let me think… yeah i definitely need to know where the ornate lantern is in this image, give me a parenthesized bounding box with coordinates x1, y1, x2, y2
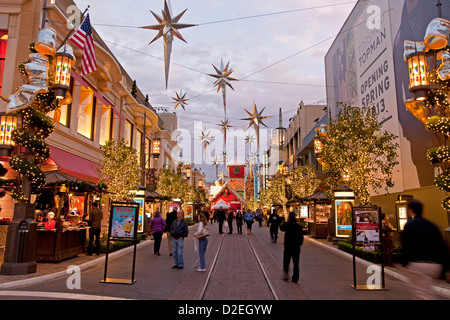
(53, 44, 75, 100)
(151, 138, 161, 159)
(0, 113, 17, 156)
(404, 41, 430, 101)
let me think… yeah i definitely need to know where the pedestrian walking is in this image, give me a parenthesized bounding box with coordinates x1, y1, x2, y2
(227, 210, 234, 234)
(256, 210, 263, 227)
(194, 213, 210, 272)
(381, 213, 396, 267)
(244, 211, 254, 235)
(280, 211, 304, 283)
(236, 210, 243, 234)
(87, 202, 103, 256)
(149, 210, 166, 256)
(217, 209, 226, 234)
(170, 210, 189, 269)
(267, 211, 281, 243)
(165, 209, 177, 256)
(401, 200, 449, 300)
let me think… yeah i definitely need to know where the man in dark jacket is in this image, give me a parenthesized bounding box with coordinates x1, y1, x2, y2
(87, 202, 103, 255)
(267, 211, 282, 243)
(216, 209, 226, 234)
(166, 209, 177, 256)
(280, 212, 304, 283)
(401, 200, 449, 299)
(170, 210, 189, 269)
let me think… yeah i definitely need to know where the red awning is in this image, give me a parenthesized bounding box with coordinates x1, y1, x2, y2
(42, 146, 101, 183)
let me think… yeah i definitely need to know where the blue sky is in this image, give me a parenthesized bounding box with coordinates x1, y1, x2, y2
(73, 0, 356, 181)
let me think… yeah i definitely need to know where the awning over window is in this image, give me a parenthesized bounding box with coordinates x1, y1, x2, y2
(41, 146, 101, 183)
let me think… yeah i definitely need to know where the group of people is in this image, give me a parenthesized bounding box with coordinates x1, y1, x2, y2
(121, 198, 449, 299)
(214, 209, 264, 235)
(148, 208, 210, 272)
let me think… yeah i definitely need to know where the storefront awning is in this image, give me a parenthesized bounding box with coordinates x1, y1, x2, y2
(41, 146, 101, 183)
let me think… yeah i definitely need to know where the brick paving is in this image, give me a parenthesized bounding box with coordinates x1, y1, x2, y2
(0, 220, 448, 300)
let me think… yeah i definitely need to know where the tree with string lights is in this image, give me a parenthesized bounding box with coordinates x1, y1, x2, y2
(98, 139, 140, 202)
(318, 103, 399, 205)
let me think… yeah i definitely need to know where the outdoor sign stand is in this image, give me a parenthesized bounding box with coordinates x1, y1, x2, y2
(101, 201, 140, 285)
(350, 205, 389, 291)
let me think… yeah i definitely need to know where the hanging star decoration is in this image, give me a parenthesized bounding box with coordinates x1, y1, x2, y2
(172, 89, 189, 111)
(142, 0, 195, 89)
(212, 155, 222, 178)
(198, 130, 213, 159)
(219, 169, 227, 184)
(241, 101, 271, 153)
(209, 58, 237, 118)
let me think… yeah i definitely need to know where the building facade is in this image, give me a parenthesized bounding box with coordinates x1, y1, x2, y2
(0, 0, 178, 221)
(324, 0, 450, 232)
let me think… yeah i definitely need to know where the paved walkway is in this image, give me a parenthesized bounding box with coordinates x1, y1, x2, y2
(0, 221, 448, 300)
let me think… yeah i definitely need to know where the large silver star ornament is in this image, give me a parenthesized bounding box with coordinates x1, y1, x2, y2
(241, 101, 271, 154)
(142, 0, 195, 89)
(209, 58, 237, 118)
(199, 130, 213, 160)
(172, 89, 189, 111)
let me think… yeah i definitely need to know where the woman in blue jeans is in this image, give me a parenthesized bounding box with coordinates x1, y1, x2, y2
(194, 213, 209, 272)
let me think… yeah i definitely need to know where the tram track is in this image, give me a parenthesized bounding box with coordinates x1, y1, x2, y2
(198, 232, 279, 300)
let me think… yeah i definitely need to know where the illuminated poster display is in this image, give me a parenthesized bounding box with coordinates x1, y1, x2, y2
(335, 200, 353, 237)
(354, 208, 380, 246)
(110, 204, 139, 239)
(134, 198, 144, 233)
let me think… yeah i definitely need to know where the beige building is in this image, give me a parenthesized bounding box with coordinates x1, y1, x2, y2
(284, 102, 327, 171)
(0, 0, 179, 219)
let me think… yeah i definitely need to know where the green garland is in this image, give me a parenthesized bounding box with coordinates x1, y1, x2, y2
(426, 116, 450, 136)
(426, 146, 450, 164)
(45, 180, 108, 193)
(434, 173, 450, 193)
(11, 129, 50, 164)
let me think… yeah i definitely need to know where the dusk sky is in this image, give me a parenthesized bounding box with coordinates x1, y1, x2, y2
(73, 0, 356, 181)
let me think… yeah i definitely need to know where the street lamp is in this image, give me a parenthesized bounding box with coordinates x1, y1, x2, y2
(152, 138, 161, 159)
(53, 44, 75, 100)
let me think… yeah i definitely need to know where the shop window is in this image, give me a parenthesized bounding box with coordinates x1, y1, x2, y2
(77, 86, 96, 140)
(125, 120, 133, 147)
(47, 77, 73, 127)
(0, 30, 8, 95)
(99, 103, 113, 145)
(136, 129, 143, 165)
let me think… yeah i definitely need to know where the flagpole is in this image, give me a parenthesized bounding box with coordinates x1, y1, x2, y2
(56, 6, 90, 51)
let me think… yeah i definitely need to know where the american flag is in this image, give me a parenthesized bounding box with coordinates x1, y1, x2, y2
(70, 13, 97, 75)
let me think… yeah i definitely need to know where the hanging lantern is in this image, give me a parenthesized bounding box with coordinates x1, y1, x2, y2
(0, 113, 18, 157)
(152, 138, 161, 159)
(404, 41, 430, 101)
(53, 44, 75, 100)
(185, 167, 191, 178)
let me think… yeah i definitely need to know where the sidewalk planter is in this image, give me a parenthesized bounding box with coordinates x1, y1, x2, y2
(337, 241, 401, 264)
